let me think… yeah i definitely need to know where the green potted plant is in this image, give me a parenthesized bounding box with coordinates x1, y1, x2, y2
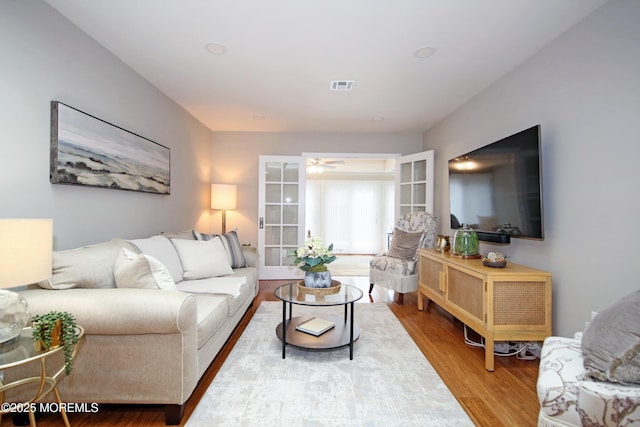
(31, 311, 80, 375)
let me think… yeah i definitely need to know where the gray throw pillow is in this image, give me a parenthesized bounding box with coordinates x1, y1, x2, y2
(581, 289, 640, 384)
(386, 228, 423, 260)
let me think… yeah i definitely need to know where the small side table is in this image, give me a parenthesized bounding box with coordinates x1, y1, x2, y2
(0, 326, 84, 427)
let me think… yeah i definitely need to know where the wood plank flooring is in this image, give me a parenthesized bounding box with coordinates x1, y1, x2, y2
(3, 278, 541, 426)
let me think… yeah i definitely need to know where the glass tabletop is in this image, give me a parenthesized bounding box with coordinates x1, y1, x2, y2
(274, 282, 363, 306)
(0, 326, 85, 369)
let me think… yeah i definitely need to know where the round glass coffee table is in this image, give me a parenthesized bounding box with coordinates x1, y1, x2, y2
(274, 282, 363, 360)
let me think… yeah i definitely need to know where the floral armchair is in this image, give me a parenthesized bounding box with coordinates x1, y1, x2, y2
(537, 289, 640, 426)
(368, 211, 437, 304)
(537, 335, 640, 426)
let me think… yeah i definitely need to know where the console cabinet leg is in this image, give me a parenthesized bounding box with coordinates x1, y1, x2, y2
(485, 337, 495, 372)
(417, 292, 431, 311)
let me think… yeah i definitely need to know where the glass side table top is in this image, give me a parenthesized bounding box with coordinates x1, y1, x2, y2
(274, 282, 363, 306)
(0, 326, 85, 369)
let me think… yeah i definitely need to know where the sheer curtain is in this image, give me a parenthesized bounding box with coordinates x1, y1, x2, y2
(305, 179, 393, 254)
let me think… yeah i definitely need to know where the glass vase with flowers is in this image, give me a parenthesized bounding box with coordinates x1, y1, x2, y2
(294, 236, 336, 288)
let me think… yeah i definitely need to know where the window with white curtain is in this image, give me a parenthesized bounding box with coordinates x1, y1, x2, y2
(305, 179, 394, 254)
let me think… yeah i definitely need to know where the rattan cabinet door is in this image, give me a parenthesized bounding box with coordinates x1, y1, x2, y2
(418, 255, 445, 303)
(445, 266, 485, 330)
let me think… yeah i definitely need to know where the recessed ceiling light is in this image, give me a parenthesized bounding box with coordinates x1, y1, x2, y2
(372, 116, 384, 122)
(252, 114, 266, 120)
(205, 42, 227, 55)
(414, 46, 437, 59)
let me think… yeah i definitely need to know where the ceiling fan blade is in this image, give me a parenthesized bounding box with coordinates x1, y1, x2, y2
(324, 160, 345, 165)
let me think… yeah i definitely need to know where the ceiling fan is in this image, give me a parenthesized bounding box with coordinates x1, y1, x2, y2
(306, 158, 345, 174)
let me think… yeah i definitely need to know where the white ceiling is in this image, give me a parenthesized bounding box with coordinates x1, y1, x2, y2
(44, 0, 607, 133)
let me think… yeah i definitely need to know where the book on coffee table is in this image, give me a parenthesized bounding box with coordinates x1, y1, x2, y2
(296, 317, 335, 336)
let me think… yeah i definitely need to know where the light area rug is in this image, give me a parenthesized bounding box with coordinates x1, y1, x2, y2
(186, 301, 473, 427)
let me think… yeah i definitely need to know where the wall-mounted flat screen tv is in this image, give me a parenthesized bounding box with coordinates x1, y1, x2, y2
(449, 125, 543, 242)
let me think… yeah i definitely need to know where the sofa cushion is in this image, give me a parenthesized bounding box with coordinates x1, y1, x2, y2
(370, 254, 417, 276)
(128, 235, 184, 284)
(114, 248, 178, 291)
(386, 228, 423, 260)
(582, 290, 640, 384)
(177, 276, 247, 299)
(194, 230, 247, 268)
(171, 238, 233, 280)
(577, 376, 640, 426)
(177, 275, 252, 316)
(229, 267, 258, 291)
(39, 239, 137, 289)
(221, 278, 254, 316)
(192, 295, 229, 349)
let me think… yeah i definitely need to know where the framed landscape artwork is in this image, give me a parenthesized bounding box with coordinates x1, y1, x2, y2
(50, 101, 170, 195)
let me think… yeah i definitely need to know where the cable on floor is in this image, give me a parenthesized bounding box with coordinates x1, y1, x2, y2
(463, 324, 538, 360)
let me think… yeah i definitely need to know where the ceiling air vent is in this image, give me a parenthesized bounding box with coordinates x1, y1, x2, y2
(330, 80, 355, 91)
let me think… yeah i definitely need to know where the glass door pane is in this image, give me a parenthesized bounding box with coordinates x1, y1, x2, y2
(395, 151, 434, 220)
(258, 155, 305, 279)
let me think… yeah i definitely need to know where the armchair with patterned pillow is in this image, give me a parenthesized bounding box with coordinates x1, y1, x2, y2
(369, 211, 437, 303)
(537, 289, 640, 426)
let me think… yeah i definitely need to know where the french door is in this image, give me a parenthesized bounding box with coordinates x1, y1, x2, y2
(257, 150, 434, 280)
(395, 150, 435, 217)
(257, 156, 306, 280)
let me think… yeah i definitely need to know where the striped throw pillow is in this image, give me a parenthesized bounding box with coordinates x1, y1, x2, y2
(194, 230, 247, 269)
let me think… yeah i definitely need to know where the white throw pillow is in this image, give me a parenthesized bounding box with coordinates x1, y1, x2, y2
(171, 238, 234, 280)
(127, 235, 184, 284)
(194, 230, 247, 268)
(114, 248, 178, 291)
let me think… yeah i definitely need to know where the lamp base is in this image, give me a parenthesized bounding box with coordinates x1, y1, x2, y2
(0, 290, 30, 344)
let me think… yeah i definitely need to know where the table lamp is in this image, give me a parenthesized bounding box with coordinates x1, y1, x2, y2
(0, 219, 53, 343)
(211, 184, 236, 234)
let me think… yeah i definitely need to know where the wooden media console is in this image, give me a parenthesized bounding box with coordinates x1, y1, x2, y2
(417, 249, 552, 371)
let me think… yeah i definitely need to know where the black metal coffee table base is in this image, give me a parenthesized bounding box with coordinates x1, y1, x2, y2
(276, 315, 360, 357)
(273, 283, 363, 360)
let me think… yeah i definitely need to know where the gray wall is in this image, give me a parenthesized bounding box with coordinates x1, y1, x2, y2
(0, 1, 214, 249)
(4, 0, 635, 337)
(210, 131, 423, 246)
(424, 0, 640, 337)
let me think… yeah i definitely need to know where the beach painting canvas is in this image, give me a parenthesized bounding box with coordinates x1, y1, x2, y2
(50, 101, 170, 194)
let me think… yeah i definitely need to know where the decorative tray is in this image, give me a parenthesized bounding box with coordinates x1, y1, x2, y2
(482, 259, 507, 268)
(297, 280, 342, 296)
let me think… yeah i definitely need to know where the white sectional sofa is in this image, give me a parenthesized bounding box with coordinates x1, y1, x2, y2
(11, 229, 258, 425)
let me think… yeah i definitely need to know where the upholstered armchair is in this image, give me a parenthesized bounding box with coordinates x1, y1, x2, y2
(369, 211, 437, 303)
(537, 289, 640, 427)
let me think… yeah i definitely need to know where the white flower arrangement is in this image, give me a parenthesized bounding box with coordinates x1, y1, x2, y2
(294, 236, 336, 272)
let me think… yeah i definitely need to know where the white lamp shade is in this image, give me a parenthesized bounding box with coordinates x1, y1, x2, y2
(0, 219, 53, 288)
(211, 184, 237, 210)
